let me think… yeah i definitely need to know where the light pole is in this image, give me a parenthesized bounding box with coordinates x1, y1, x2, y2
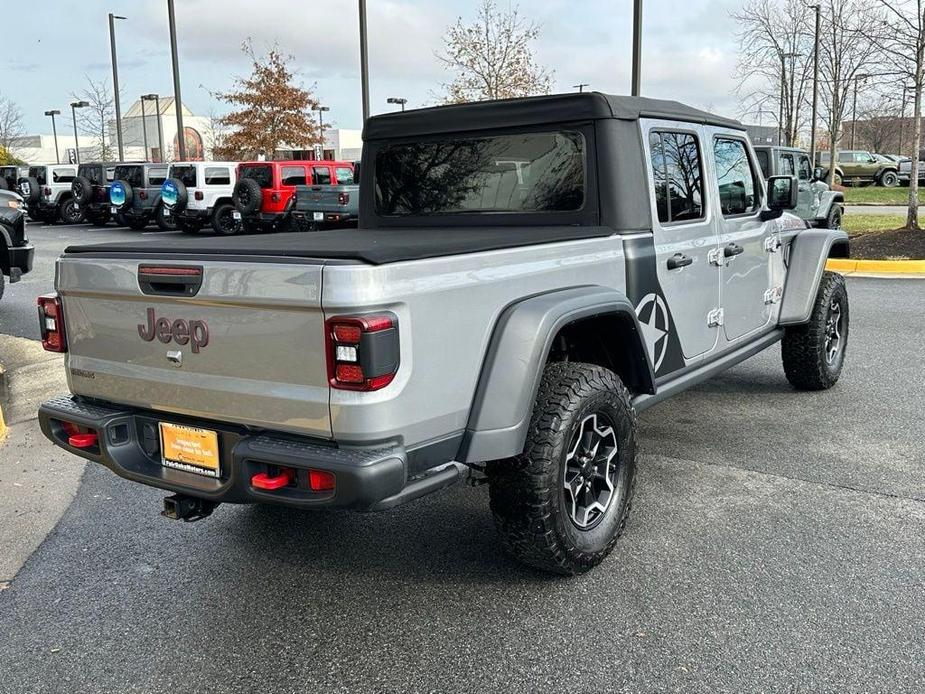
(312, 105, 330, 159)
(167, 0, 186, 160)
(69, 101, 89, 165)
(140, 96, 150, 161)
(142, 94, 164, 162)
(573, 83, 590, 93)
(44, 110, 61, 164)
(631, 0, 642, 96)
(386, 97, 407, 112)
(109, 14, 127, 161)
(359, 0, 370, 123)
(809, 4, 820, 166)
(851, 73, 868, 149)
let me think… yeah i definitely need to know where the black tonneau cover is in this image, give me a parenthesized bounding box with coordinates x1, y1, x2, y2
(64, 227, 617, 265)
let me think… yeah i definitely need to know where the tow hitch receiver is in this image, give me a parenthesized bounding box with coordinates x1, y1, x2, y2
(161, 494, 219, 522)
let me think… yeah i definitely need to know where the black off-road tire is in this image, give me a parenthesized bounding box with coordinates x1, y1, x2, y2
(782, 271, 849, 391)
(86, 209, 111, 227)
(126, 216, 149, 231)
(211, 202, 238, 235)
(486, 362, 637, 575)
(154, 204, 176, 231)
(21, 177, 41, 205)
(59, 197, 83, 225)
(879, 170, 899, 188)
(823, 204, 842, 229)
(233, 178, 263, 215)
(72, 176, 93, 205)
(177, 217, 202, 235)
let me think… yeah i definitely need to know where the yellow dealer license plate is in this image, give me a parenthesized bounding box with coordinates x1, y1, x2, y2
(159, 423, 220, 477)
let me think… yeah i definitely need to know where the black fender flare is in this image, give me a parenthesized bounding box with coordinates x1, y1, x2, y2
(458, 286, 655, 463)
(779, 229, 850, 325)
(0, 222, 12, 274)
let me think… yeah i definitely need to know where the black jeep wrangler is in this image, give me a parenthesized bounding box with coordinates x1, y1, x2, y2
(71, 162, 120, 226)
(0, 189, 34, 301)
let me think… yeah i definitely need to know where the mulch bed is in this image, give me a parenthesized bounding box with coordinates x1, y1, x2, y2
(849, 228, 925, 260)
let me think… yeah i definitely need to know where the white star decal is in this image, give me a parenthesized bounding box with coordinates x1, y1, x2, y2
(635, 293, 670, 372)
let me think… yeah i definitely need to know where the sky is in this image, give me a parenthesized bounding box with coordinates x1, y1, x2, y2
(4, 0, 752, 136)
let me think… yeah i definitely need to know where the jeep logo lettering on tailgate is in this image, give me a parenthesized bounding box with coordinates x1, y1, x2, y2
(138, 308, 209, 353)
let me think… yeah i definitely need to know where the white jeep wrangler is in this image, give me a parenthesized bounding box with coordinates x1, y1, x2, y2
(161, 162, 239, 235)
(19, 164, 83, 225)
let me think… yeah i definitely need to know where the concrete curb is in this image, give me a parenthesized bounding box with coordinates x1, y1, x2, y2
(843, 203, 922, 208)
(827, 258, 925, 275)
(0, 365, 7, 440)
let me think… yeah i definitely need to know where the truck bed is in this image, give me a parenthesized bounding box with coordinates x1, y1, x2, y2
(64, 226, 617, 265)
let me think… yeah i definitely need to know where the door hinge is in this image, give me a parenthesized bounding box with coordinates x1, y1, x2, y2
(707, 308, 725, 327)
(764, 286, 783, 304)
(764, 235, 782, 253)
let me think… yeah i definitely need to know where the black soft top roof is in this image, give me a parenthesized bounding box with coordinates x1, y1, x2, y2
(364, 92, 743, 139)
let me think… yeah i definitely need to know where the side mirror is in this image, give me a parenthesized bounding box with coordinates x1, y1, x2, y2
(813, 167, 825, 182)
(760, 175, 798, 221)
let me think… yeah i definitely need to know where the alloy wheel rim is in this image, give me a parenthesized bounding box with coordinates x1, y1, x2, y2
(218, 210, 235, 233)
(562, 413, 620, 530)
(824, 299, 843, 365)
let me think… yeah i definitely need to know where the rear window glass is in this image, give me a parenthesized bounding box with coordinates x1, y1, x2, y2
(281, 166, 307, 186)
(375, 131, 585, 217)
(648, 131, 705, 224)
(171, 165, 197, 188)
(335, 167, 355, 185)
(148, 167, 168, 186)
(78, 165, 104, 185)
(29, 166, 47, 185)
(204, 167, 231, 186)
(241, 165, 273, 188)
(312, 166, 332, 185)
(52, 168, 76, 183)
(115, 166, 144, 188)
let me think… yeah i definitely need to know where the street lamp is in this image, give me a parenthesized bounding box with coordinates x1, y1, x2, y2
(69, 101, 89, 165)
(140, 95, 150, 162)
(573, 83, 590, 93)
(167, 0, 186, 160)
(44, 109, 61, 164)
(109, 13, 127, 161)
(359, 0, 370, 123)
(142, 94, 164, 162)
(851, 73, 869, 149)
(312, 105, 330, 160)
(387, 97, 407, 112)
(808, 3, 821, 166)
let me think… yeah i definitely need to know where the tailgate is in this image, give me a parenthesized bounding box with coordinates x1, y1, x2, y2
(57, 256, 331, 438)
(295, 185, 347, 212)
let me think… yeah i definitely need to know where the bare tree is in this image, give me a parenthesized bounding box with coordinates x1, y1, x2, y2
(70, 75, 116, 161)
(0, 94, 25, 160)
(204, 106, 229, 159)
(437, 0, 553, 104)
(864, 0, 925, 228)
(818, 0, 882, 187)
(733, 0, 815, 146)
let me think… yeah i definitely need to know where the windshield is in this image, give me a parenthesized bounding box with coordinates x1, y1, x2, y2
(171, 165, 197, 188)
(241, 165, 273, 188)
(374, 131, 585, 217)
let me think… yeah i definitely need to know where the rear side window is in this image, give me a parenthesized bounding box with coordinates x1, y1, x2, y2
(52, 168, 76, 183)
(648, 131, 705, 224)
(312, 166, 332, 185)
(335, 166, 354, 185)
(281, 166, 307, 186)
(29, 166, 47, 185)
(241, 165, 273, 188)
(115, 166, 144, 188)
(204, 167, 231, 186)
(713, 138, 760, 216)
(148, 167, 168, 186)
(375, 131, 585, 217)
(171, 165, 197, 188)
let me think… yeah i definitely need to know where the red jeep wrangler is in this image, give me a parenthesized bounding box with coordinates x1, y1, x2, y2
(232, 160, 355, 232)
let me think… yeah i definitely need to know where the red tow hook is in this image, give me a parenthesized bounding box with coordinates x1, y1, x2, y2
(68, 432, 99, 449)
(251, 468, 295, 491)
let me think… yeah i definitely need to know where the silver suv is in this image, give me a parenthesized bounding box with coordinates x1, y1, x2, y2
(38, 93, 850, 574)
(18, 164, 82, 224)
(755, 146, 844, 228)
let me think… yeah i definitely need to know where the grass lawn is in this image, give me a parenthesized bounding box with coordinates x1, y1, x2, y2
(840, 186, 925, 205)
(841, 214, 907, 234)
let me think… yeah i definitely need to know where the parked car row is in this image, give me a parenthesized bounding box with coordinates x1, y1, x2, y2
(815, 149, 904, 187)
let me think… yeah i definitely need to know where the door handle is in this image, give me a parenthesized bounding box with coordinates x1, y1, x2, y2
(667, 253, 694, 270)
(724, 243, 745, 258)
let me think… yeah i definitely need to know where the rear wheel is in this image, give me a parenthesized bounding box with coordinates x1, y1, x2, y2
(126, 216, 149, 231)
(487, 362, 636, 575)
(782, 271, 849, 391)
(155, 204, 176, 231)
(86, 209, 111, 227)
(177, 218, 202, 234)
(211, 203, 238, 235)
(60, 198, 83, 225)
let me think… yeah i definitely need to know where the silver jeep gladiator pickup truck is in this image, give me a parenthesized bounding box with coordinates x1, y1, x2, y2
(38, 94, 850, 574)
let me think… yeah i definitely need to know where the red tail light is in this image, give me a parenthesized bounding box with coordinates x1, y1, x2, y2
(44, 186, 52, 196)
(309, 469, 336, 492)
(37, 294, 67, 352)
(338, 192, 350, 206)
(139, 190, 148, 200)
(326, 313, 399, 391)
(194, 191, 204, 200)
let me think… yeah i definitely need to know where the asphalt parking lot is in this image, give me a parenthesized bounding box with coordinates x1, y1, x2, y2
(1, 223, 924, 693)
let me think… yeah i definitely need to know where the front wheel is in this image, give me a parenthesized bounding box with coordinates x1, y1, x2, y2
(822, 204, 842, 229)
(782, 271, 849, 390)
(880, 170, 899, 188)
(487, 362, 636, 575)
(211, 203, 238, 235)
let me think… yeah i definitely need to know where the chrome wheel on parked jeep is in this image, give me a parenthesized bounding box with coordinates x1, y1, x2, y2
(487, 362, 636, 575)
(782, 271, 849, 390)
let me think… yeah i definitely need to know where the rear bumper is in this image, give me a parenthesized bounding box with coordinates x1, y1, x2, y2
(292, 210, 357, 225)
(176, 208, 210, 221)
(39, 395, 415, 510)
(6, 243, 34, 278)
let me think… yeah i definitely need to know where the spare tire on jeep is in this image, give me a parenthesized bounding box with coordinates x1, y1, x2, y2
(72, 176, 94, 205)
(233, 178, 263, 215)
(20, 177, 41, 205)
(110, 180, 133, 209)
(161, 178, 188, 213)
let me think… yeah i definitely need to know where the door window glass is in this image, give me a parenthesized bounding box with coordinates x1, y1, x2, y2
(713, 138, 760, 216)
(779, 153, 795, 176)
(281, 166, 306, 186)
(52, 168, 76, 183)
(755, 150, 770, 178)
(204, 167, 231, 185)
(798, 156, 812, 181)
(313, 166, 332, 185)
(648, 131, 705, 224)
(335, 167, 354, 185)
(838, 152, 853, 163)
